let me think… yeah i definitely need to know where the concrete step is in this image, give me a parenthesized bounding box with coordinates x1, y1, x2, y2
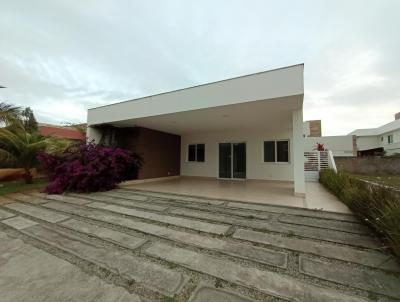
(4, 202, 69, 223)
(116, 189, 225, 205)
(233, 228, 399, 273)
(145, 242, 367, 302)
(299, 256, 400, 299)
(60, 218, 147, 250)
(19, 223, 189, 297)
(168, 207, 377, 249)
(87, 201, 230, 235)
(68, 192, 170, 212)
(277, 214, 369, 234)
(42, 201, 287, 268)
(188, 282, 257, 302)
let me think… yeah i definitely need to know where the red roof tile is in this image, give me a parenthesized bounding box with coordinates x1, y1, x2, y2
(39, 125, 85, 140)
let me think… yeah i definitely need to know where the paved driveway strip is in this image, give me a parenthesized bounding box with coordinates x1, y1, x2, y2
(4, 202, 69, 223)
(145, 242, 367, 302)
(20, 224, 189, 297)
(0, 232, 144, 302)
(41, 201, 287, 268)
(0, 188, 398, 302)
(169, 207, 377, 248)
(86, 201, 230, 235)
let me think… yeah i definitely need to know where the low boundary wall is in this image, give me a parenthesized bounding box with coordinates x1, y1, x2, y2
(334, 156, 400, 174)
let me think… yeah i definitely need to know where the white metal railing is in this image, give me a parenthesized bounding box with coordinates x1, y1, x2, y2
(304, 151, 335, 180)
(327, 150, 337, 173)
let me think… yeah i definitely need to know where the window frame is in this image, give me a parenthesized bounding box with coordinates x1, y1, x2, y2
(187, 143, 205, 162)
(263, 139, 290, 163)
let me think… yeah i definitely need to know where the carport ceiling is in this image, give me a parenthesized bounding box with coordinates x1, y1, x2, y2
(110, 95, 301, 135)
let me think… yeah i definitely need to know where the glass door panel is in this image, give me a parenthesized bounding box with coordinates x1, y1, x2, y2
(218, 143, 232, 178)
(233, 143, 246, 179)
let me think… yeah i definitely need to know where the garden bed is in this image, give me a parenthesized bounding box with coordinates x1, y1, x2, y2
(319, 169, 400, 260)
(0, 177, 48, 196)
(351, 174, 400, 191)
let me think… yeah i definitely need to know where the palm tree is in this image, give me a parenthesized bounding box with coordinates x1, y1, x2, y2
(0, 102, 21, 126)
(0, 124, 48, 183)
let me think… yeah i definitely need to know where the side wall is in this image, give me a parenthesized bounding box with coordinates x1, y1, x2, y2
(180, 129, 294, 181)
(356, 136, 380, 151)
(379, 129, 400, 155)
(86, 126, 102, 144)
(115, 127, 181, 180)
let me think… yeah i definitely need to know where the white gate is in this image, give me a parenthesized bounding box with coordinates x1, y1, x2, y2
(304, 151, 330, 181)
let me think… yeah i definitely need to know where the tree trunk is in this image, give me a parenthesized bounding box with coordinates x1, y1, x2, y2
(23, 169, 33, 184)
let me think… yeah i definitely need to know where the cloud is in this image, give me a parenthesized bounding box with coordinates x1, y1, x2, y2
(0, 0, 399, 135)
(304, 46, 399, 135)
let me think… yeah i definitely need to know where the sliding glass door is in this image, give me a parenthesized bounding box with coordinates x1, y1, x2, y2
(219, 143, 232, 178)
(219, 143, 246, 179)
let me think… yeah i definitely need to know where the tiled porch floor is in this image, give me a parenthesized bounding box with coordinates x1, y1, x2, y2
(122, 177, 351, 214)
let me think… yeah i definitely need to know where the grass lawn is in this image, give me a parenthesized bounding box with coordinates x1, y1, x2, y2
(352, 174, 400, 190)
(0, 178, 48, 196)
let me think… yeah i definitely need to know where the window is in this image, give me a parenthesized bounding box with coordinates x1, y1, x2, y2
(388, 135, 393, 144)
(188, 145, 196, 161)
(264, 140, 289, 163)
(196, 144, 205, 162)
(188, 144, 205, 162)
(263, 141, 275, 162)
(277, 141, 289, 162)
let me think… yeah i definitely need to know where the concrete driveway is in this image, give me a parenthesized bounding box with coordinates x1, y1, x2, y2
(0, 189, 399, 302)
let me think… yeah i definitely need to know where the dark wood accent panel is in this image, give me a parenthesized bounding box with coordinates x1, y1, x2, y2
(115, 127, 181, 179)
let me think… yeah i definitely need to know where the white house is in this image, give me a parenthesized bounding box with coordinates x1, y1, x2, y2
(349, 113, 400, 156)
(87, 64, 306, 196)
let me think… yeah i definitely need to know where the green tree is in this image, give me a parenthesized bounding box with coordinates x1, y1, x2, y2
(0, 102, 21, 126)
(0, 124, 48, 183)
(21, 107, 38, 133)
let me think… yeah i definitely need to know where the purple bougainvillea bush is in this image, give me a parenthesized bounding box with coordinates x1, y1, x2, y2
(37, 143, 142, 194)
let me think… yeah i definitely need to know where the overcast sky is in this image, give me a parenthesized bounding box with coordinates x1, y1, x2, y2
(0, 0, 399, 135)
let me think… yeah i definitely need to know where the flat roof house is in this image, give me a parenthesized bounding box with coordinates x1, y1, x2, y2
(87, 64, 305, 196)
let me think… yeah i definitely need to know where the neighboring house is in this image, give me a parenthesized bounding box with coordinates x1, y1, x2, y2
(303, 120, 356, 157)
(303, 113, 400, 157)
(87, 64, 306, 196)
(349, 113, 400, 156)
(304, 135, 356, 157)
(39, 123, 86, 141)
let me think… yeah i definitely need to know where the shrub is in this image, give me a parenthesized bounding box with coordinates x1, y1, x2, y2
(320, 169, 400, 259)
(37, 143, 141, 194)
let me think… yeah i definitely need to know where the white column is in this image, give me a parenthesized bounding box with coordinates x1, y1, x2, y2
(292, 109, 305, 196)
(86, 126, 102, 144)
